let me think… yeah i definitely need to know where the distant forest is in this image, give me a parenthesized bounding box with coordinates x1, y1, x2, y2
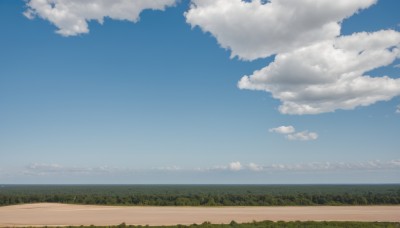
(1, 185, 399, 206)
(17, 221, 400, 228)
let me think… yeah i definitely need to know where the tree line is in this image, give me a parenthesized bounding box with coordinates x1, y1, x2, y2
(18, 221, 400, 228)
(1, 191, 399, 206)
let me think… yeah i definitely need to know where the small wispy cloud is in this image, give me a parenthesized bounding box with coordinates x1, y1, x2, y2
(242, 160, 400, 172)
(269, 125, 295, 134)
(24, 163, 124, 176)
(18, 159, 400, 177)
(228, 161, 243, 171)
(286, 131, 318, 141)
(248, 163, 263, 171)
(270, 125, 318, 141)
(201, 162, 243, 172)
(154, 165, 182, 171)
(396, 105, 400, 114)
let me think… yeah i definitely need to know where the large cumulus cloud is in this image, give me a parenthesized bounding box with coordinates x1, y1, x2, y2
(185, 0, 376, 60)
(239, 30, 400, 114)
(186, 0, 400, 114)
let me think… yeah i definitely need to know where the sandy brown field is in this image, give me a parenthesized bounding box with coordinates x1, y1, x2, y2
(0, 203, 399, 227)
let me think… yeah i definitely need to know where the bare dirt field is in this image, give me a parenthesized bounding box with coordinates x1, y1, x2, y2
(0, 203, 399, 227)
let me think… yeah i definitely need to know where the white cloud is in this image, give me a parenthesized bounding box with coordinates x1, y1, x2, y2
(228, 159, 400, 172)
(25, 163, 121, 176)
(7, 160, 400, 179)
(28, 163, 63, 171)
(263, 159, 400, 172)
(286, 131, 318, 141)
(396, 105, 400, 114)
(24, 0, 177, 36)
(269, 125, 295, 134)
(209, 160, 400, 172)
(239, 30, 400, 114)
(394, 64, 400, 68)
(155, 165, 182, 171)
(270, 125, 318, 141)
(185, 0, 376, 60)
(186, 0, 400, 114)
(228, 161, 242, 171)
(248, 163, 263, 171)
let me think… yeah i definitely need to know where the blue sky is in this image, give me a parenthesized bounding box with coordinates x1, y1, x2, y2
(0, 0, 399, 184)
